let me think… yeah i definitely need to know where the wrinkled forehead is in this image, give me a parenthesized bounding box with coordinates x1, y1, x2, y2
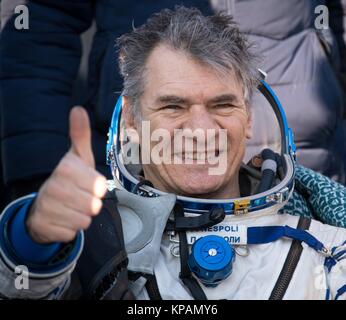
(140, 44, 245, 104)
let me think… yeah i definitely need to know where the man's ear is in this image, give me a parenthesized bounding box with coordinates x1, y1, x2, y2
(122, 96, 137, 130)
(246, 108, 253, 139)
(122, 96, 140, 144)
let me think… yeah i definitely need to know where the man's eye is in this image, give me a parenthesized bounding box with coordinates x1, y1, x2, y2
(161, 105, 183, 110)
(214, 103, 234, 109)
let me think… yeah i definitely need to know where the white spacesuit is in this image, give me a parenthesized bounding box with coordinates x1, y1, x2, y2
(0, 80, 345, 300)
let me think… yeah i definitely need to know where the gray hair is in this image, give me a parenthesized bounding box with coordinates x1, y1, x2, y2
(117, 6, 259, 118)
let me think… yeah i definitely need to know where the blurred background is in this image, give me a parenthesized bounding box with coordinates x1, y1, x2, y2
(0, 0, 345, 212)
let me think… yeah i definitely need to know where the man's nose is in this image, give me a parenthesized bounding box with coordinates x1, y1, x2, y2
(183, 105, 219, 131)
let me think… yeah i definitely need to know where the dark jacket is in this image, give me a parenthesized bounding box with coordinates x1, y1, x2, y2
(0, 0, 212, 198)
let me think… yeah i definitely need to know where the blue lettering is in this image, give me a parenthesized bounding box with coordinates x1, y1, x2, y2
(224, 236, 240, 243)
(231, 236, 240, 243)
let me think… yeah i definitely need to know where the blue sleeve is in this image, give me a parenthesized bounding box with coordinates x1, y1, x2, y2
(8, 196, 62, 264)
(0, 194, 83, 274)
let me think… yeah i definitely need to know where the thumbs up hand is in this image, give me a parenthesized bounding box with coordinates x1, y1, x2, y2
(26, 107, 107, 244)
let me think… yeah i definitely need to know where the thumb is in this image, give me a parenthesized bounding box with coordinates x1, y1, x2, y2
(69, 106, 95, 168)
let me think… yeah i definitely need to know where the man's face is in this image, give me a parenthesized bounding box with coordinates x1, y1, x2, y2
(124, 45, 252, 198)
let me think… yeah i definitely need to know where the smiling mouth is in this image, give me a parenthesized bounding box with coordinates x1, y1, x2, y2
(174, 150, 221, 161)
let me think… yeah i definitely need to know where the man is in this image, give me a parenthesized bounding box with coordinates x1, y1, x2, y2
(0, 7, 345, 300)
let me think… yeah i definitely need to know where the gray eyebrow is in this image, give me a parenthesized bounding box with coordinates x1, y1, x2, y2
(156, 95, 189, 104)
(156, 93, 241, 105)
(208, 94, 240, 104)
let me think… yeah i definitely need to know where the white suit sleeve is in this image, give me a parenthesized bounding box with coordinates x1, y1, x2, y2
(0, 195, 83, 299)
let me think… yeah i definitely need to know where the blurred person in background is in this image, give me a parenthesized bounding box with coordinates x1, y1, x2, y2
(210, 0, 346, 184)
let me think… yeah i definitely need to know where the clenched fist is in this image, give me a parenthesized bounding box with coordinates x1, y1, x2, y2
(26, 107, 107, 244)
